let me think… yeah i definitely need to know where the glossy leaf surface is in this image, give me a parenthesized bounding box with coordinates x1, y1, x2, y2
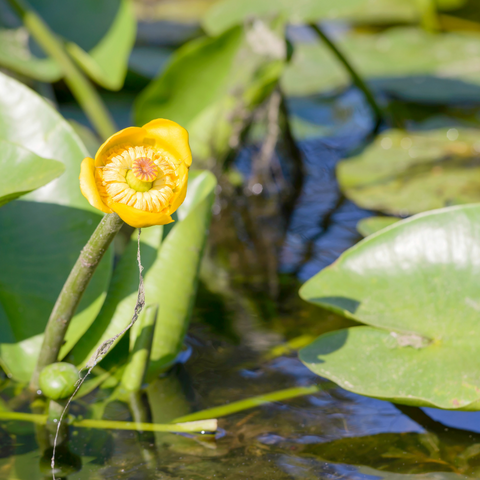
(0, 72, 111, 381)
(338, 128, 480, 215)
(0, 140, 64, 207)
(300, 205, 480, 410)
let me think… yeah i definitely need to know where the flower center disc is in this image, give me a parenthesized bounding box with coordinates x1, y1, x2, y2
(132, 157, 159, 182)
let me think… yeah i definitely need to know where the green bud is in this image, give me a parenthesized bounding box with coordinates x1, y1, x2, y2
(38, 362, 79, 400)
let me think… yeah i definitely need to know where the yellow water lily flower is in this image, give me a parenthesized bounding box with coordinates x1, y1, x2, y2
(80, 119, 191, 228)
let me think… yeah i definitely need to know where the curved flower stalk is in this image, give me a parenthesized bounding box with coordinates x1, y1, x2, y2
(31, 119, 192, 390)
(80, 119, 192, 228)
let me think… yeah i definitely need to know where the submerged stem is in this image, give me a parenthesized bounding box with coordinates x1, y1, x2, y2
(6, 0, 117, 140)
(0, 410, 217, 433)
(31, 213, 124, 391)
(309, 23, 383, 130)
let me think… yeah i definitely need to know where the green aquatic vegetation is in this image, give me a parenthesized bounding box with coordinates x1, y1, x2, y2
(0, 140, 64, 207)
(0, 72, 112, 382)
(356, 216, 401, 237)
(1, 0, 136, 90)
(338, 128, 480, 216)
(202, 0, 434, 36)
(135, 22, 286, 167)
(282, 27, 480, 104)
(300, 204, 480, 410)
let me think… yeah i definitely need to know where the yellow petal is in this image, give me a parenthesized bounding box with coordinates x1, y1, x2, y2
(110, 201, 173, 228)
(79, 157, 112, 214)
(142, 119, 192, 167)
(169, 176, 188, 214)
(95, 126, 147, 166)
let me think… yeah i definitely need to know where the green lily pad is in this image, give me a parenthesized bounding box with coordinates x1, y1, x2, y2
(356, 216, 401, 237)
(134, 23, 285, 166)
(282, 27, 480, 103)
(203, 0, 423, 36)
(338, 128, 480, 216)
(0, 72, 111, 382)
(299, 204, 480, 410)
(0, 139, 64, 207)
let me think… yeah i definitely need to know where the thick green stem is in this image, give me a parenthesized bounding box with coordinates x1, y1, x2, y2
(309, 24, 383, 129)
(6, 0, 117, 140)
(31, 213, 124, 391)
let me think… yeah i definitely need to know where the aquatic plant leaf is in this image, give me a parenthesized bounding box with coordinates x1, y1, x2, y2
(308, 431, 479, 477)
(356, 216, 401, 237)
(300, 204, 480, 410)
(338, 128, 480, 215)
(134, 23, 285, 167)
(282, 27, 480, 103)
(203, 0, 422, 36)
(68, 171, 216, 377)
(0, 0, 135, 90)
(0, 140, 64, 207)
(0, 27, 61, 82)
(66, 0, 136, 91)
(0, 72, 111, 381)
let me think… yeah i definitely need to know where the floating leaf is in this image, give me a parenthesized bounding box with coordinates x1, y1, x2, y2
(135, 23, 285, 166)
(203, 0, 422, 36)
(300, 204, 480, 410)
(356, 216, 401, 237)
(338, 128, 480, 216)
(282, 27, 480, 103)
(0, 72, 111, 381)
(68, 171, 216, 377)
(0, 140, 64, 207)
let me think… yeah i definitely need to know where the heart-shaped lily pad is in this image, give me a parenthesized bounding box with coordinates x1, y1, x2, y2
(299, 204, 480, 410)
(338, 128, 480, 216)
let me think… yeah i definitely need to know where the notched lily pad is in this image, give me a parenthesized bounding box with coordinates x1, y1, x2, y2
(299, 205, 480, 410)
(338, 128, 480, 215)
